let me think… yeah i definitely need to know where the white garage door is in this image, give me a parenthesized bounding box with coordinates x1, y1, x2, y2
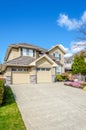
(37, 68, 52, 83)
(12, 72, 29, 84)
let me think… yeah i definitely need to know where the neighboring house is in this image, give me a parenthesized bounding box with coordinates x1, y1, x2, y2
(65, 50, 86, 72)
(1, 43, 66, 84)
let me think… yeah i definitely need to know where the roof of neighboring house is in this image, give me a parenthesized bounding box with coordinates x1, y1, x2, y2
(75, 50, 86, 56)
(4, 56, 35, 66)
(4, 43, 47, 61)
(48, 44, 66, 54)
(65, 50, 86, 63)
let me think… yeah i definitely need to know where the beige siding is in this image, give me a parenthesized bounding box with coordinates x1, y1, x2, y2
(0, 74, 4, 78)
(49, 46, 65, 73)
(35, 51, 39, 59)
(36, 57, 52, 68)
(36, 57, 52, 83)
(7, 48, 20, 61)
(49, 46, 64, 64)
(4, 67, 12, 77)
(12, 72, 30, 84)
(51, 67, 56, 75)
(29, 67, 36, 75)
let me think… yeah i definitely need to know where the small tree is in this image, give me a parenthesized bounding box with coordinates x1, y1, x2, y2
(72, 53, 86, 75)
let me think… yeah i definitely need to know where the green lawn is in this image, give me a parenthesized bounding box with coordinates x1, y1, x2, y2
(0, 87, 26, 130)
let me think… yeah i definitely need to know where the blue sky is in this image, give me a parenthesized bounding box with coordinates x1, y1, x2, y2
(0, 0, 86, 62)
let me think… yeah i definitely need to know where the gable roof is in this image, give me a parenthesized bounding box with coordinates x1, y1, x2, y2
(29, 54, 61, 67)
(47, 54, 63, 66)
(48, 44, 66, 54)
(4, 43, 47, 61)
(4, 56, 35, 66)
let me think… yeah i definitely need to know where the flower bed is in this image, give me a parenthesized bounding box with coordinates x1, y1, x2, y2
(64, 81, 86, 89)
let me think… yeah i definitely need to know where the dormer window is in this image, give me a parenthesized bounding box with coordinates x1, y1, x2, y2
(21, 48, 35, 57)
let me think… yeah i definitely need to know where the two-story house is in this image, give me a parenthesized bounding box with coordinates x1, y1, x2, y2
(1, 43, 66, 85)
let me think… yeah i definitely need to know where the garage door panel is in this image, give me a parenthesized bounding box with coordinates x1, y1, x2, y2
(12, 73, 29, 84)
(37, 69, 52, 83)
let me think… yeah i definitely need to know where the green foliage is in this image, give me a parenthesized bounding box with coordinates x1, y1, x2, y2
(0, 80, 5, 105)
(62, 73, 69, 81)
(56, 75, 63, 81)
(72, 53, 86, 75)
(0, 87, 26, 130)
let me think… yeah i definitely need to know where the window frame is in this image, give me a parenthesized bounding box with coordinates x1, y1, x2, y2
(21, 48, 34, 57)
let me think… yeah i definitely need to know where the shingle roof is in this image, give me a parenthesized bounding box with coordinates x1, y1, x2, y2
(48, 44, 66, 54)
(4, 43, 47, 61)
(47, 54, 63, 66)
(11, 43, 47, 52)
(5, 56, 35, 66)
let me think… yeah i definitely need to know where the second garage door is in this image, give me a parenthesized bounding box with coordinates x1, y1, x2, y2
(12, 72, 30, 84)
(37, 68, 52, 83)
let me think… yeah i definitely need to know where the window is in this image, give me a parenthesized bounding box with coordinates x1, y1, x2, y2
(29, 49, 34, 57)
(56, 66, 61, 74)
(53, 52, 61, 61)
(22, 48, 27, 56)
(36, 68, 40, 71)
(46, 68, 51, 71)
(12, 68, 17, 71)
(41, 68, 46, 71)
(54, 52, 59, 58)
(24, 68, 28, 71)
(21, 48, 34, 57)
(36, 68, 51, 71)
(69, 60, 72, 64)
(18, 68, 22, 71)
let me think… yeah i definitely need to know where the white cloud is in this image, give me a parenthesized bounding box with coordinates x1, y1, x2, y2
(81, 11, 86, 22)
(71, 41, 86, 52)
(64, 53, 73, 58)
(59, 44, 68, 52)
(57, 11, 86, 30)
(64, 41, 86, 57)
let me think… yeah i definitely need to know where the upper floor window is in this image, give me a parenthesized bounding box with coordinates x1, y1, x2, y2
(21, 48, 35, 57)
(53, 52, 61, 61)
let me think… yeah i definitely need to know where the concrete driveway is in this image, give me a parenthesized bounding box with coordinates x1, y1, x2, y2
(11, 83, 86, 130)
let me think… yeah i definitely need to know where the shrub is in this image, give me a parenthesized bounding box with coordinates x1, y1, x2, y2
(62, 73, 76, 81)
(56, 75, 63, 81)
(0, 80, 5, 105)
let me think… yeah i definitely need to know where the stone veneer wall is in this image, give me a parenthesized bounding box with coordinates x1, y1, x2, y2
(6, 76, 12, 86)
(52, 75, 56, 82)
(30, 75, 37, 83)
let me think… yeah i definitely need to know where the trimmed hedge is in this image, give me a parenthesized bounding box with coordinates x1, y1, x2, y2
(0, 80, 5, 105)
